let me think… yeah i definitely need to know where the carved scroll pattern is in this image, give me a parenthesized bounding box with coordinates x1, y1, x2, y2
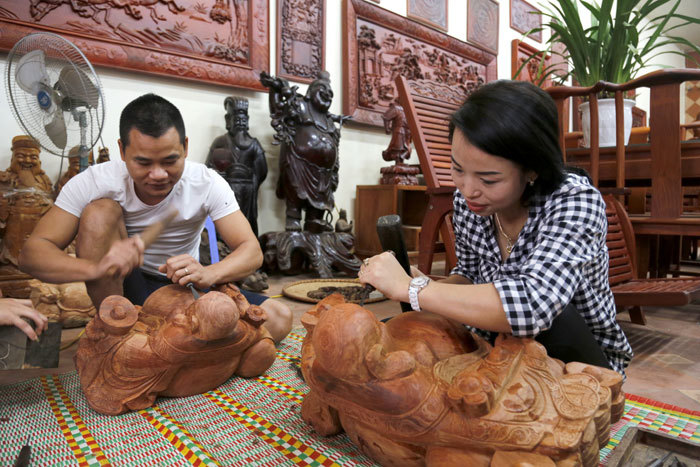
(0, 0, 269, 90)
(511, 39, 551, 88)
(407, 0, 447, 32)
(510, 0, 542, 42)
(467, 0, 499, 54)
(277, 0, 325, 84)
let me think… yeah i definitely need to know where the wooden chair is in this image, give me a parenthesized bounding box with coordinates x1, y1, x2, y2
(395, 75, 458, 275)
(546, 69, 700, 280)
(604, 193, 700, 325)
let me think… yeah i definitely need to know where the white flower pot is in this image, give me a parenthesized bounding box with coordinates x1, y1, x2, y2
(580, 98, 636, 148)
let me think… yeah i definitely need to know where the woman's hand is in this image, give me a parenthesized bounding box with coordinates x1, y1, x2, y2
(0, 298, 48, 341)
(158, 254, 216, 290)
(358, 252, 412, 302)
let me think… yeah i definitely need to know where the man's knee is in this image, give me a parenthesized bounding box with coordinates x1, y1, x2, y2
(76, 199, 126, 257)
(261, 299, 293, 344)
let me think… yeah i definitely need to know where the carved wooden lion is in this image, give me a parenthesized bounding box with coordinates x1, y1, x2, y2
(300, 295, 624, 467)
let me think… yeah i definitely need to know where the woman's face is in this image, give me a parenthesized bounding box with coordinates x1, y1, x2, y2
(450, 130, 535, 217)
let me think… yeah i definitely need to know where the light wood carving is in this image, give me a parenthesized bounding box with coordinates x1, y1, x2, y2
(29, 279, 96, 328)
(75, 283, 276, 415)
(300, 295, 623, 467)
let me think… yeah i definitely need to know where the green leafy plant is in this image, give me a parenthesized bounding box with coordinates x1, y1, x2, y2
(518, 0, 700, 88)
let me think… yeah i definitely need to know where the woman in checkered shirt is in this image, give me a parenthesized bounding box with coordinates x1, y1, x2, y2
(359, 80, 633, 376)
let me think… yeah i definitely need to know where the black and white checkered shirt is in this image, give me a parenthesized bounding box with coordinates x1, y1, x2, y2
(451, 173, 633, 375)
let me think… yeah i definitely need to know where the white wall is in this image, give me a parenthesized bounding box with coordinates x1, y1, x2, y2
(0, 0, 683, 233)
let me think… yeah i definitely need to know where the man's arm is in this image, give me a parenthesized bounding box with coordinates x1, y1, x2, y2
(159, 210, 262, 288)
(19, 205, 144, 284)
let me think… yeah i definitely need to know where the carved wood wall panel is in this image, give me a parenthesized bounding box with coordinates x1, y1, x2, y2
(510, 0, 541, 42)
(467, 0, 499, 55)
(511, 39, 551, 88)
(276, 0, 325, 84)
(406, 0, 447, 32)
(0, 0, 269, 91)
(343, 0, 497, 127)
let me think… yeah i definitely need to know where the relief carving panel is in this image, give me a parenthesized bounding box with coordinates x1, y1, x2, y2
(511, 39, 551, 88)
(510, 0, 542, 42)
(0, 0, 269, 90)
(467, 0, 499, 55)
(277, 0, 325, 84)
(407, 0, 447, 32)
(344, 0, 497, 127)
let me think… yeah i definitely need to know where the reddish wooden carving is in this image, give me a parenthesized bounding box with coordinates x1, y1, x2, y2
(380, 101, 418, 185)
(343, 0, 497, 127)
(511, 39, 552, 88)
(300, 295, 623, 466)
(75, 284, 276, 415)
(406, 0, 448, 32)
(467, 0, 499, 54)
(0, 1, 269, 90)
(510, 0, 542, 42)
(277, 0, 325, 84)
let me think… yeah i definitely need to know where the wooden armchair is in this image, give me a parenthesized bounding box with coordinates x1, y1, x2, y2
(605, 193, 700, 325)
(395, 76, 458, 275)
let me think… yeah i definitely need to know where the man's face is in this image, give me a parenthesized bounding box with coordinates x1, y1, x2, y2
(231, 109, 249, 132)
(119, 127, 187, 205)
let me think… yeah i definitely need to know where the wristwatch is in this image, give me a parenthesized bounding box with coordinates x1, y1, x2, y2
(408, 275, 431, 312)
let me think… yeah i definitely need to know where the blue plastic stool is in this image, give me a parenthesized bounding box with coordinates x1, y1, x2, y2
(204, 216, 219, 264)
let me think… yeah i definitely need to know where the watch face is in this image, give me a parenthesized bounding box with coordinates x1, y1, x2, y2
(411, 276, 429, 287)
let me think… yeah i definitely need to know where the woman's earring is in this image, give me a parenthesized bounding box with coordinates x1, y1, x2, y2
(528, 179, 535, 187)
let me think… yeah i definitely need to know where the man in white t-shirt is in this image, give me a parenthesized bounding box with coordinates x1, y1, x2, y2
(19, 94, 291, 342)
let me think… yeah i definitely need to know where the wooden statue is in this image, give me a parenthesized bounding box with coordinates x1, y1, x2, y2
(54, 146, 94, 197)
(75, 283, 277, 415)
(260, 70, 350, 233)
(206, 96, 268, 237)
(380, 101, 419, 185)
(300, 295, 623, 467)
(97, 147, 111, 163)
(29, 279, 96, 328)
(0, 136, 53, 194)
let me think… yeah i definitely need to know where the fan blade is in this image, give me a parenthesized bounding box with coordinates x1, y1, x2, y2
(15, 49, 50, 95)
(45, 107, 67, 150)
(56, 66, 99, 109)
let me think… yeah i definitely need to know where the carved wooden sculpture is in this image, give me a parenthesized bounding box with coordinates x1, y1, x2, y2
(97, 147, 111, 163)
(29, 279, 96, 328)
(260, 70, 350, 233)
(206, 96, 268, 237)
(300, 295, 623, 466)
(75, 283, 276, 415)
(0, 136, 53, 195)
(54, 146, 94, 197)
(380, 101, 418, 185)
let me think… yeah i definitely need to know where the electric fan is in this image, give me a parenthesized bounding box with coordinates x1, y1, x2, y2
(4, 32, 105, 172)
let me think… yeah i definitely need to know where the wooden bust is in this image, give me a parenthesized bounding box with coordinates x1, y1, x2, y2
(0, 136, 53, 194)
(75, 283, 277, 415)
(54, 146, 94, 197)
(260, 71, 350, 233)
(300, 295, 623, 466)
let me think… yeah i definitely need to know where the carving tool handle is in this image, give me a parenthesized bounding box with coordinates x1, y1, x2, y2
(106, 209, 179, 278)
(376, 215, 412, 312)
(13, 435, 30, 467)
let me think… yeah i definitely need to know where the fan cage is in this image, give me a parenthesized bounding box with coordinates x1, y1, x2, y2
(4, 31, 105, 158)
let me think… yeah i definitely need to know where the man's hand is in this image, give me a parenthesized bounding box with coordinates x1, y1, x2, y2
(0, 298, 48, 341)
(158, 254, 215, 289)
(92, 236, 145, 280)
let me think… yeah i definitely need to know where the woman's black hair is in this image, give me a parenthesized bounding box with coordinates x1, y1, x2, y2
(119, 93, 186, 148)
(449, 79, 568, 202)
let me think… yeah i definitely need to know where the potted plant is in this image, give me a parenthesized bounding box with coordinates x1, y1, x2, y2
(517, 0, 700, 147)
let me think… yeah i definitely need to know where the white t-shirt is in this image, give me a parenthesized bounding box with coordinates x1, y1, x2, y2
(56, 160, 239, 274)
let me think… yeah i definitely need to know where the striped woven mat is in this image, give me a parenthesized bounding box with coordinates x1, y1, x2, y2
(1, 328, 698, 466)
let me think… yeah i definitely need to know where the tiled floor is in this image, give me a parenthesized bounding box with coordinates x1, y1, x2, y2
(2, 270, 699, 412)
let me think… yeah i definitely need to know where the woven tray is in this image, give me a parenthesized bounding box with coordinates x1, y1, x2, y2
(282, 278, 387, 304)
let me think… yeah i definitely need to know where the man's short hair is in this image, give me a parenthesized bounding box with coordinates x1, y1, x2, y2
(119, 94, 186, 148)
